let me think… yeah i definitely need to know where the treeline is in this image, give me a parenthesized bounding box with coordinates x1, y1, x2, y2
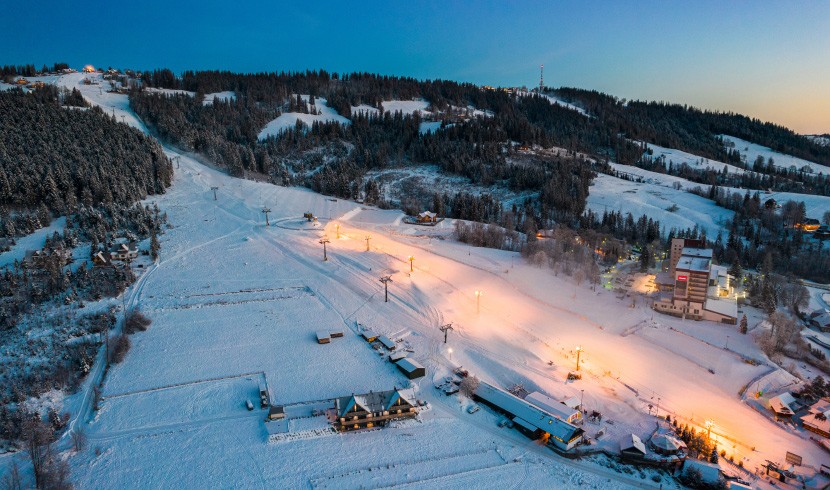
(701, 189, 830, 283)
(553, 87, 830, 166)
(0, 62, 69, 78)
(0, 88, 173, 226)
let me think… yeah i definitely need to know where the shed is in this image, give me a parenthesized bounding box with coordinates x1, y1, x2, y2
(378, 335, 396, 351)
(316, 331, 331, 344)
(396, 358, 425, 379)
(620, 433, 647, 458)
(362, 330, 378, 342)
(330, 328, 344, 338)
(389, 352, 408, 363)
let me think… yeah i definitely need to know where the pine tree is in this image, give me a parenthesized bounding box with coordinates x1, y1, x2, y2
(150, 229, 160, 261)
(739, 314, 748, 334)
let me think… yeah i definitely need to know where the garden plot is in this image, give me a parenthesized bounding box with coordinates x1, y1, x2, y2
(95, 375, 264, 434)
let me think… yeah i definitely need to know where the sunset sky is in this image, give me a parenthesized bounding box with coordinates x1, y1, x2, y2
(4, 0, 829, 133)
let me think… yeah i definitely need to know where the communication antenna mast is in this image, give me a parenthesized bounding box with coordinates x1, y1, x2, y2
(539, 64, 544, 92)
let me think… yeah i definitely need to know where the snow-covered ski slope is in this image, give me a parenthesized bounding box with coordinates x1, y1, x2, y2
(258, 95, 350, 139)
(722, 134, 830, 175)
(41, 72, 827, 487)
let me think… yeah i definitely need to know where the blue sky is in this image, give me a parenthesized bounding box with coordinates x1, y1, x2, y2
(4, 1, 829, 133)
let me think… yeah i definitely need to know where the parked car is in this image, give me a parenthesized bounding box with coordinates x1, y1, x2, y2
(467, 404, 480, 414)
(246, 400, 254, 411)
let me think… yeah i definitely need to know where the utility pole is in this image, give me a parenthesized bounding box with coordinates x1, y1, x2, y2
(440, 323, 454, 344)
(379, 275, 392, 302)
(262, 207, 271, 226)
(211, 186, 219, 200)
(365, 235, 371, 252)
(319, 237, 330, 261)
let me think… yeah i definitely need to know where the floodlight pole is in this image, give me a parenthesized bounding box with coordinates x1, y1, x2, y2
(366, 235, 371, 251)
(211, 186, 219, 200)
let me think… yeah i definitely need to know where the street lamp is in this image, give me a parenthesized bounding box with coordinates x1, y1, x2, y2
(705, 419, 714, 440)
(575, 346, 583, 371)
(335, 223, 340, 239)
(408, 255, 414, 273)
(448, 347, 453, 361)
(365, 235, 371, 252)
(475, 290, 482, 315)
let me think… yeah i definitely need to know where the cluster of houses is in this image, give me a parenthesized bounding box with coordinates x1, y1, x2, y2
(768, 392, 830, 439)
(92, 243, 138, 267)
(653, 238, 738, 325)
(23, 246, 72, 267)
(360, 329, 425, 379)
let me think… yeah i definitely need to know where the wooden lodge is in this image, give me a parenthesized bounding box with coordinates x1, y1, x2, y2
(415, 211, 438, 224)
(334, 388, 418, 431)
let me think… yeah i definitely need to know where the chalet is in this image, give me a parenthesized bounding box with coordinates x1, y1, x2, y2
(809, 311, 830, 332)
(316, 331, 331, 344)
(473, 382, 583, 452)
(361, 330, 378, 343)
(395, 358, 425, 379)
(334, 388, 417, 431)
(110, 243, 138, 262)
(415, 211, 437, 224)
(801, 397, 830, 438)
(267, 405, 285, 421)
(92, 251, 111, 267)
(620, 433, 647, 460)
(377, 335, 396, 351)
(768, 392, 797, 420)
(795, 218, 821, 232)
(15, 78, 29, 85)
(525, 391, 581, 424)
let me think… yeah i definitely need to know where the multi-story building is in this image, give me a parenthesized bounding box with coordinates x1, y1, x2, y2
(654, 238, 737, 324)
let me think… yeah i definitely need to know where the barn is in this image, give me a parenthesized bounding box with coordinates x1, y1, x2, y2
(396, 358, 425, 379)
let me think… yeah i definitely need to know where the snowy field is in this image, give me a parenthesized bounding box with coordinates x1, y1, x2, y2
(202, 91, 235, 105)
(587, 173, 733, 237)
(641, 142, 746, 175)
(258, 95, 350, 139)
(722, 134, 830, 175)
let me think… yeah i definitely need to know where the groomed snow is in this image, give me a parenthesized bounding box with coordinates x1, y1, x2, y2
(381, 99, 430, 115)
(641, 142, 745, 175)
(258, 95, 350, 139)
(721, 134, 830, 176)
(202, 91, 235, 106)
(145, 87, 196, 97)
